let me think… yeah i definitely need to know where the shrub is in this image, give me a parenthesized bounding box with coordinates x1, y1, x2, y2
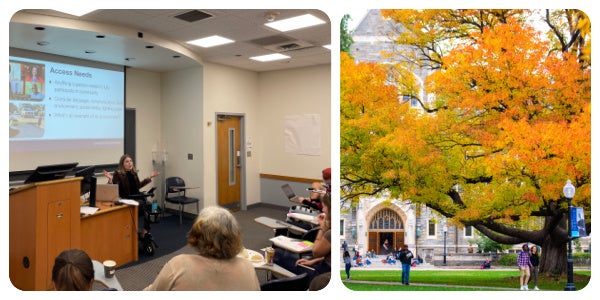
(498, 253, 517, 266)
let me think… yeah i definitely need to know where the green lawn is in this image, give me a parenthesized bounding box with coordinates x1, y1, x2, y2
(340, 269, 591, 291)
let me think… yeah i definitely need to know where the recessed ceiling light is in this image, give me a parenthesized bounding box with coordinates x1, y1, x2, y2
(34, 26, 45, 31)
(36, 41, 49, 46)
(250, 53, 290, 62)
(146, 45, 154, 49)
(173, 55, 181, 58)
(265, 14, 326, 32)
(54, 9, 96, 17)
(84, 50, 96, 54)
(187, 35, 235, 48)
(96, 35, 105, 39)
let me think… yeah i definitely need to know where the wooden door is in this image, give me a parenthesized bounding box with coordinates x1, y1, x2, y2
(368, 232, 378, 254)
(216, 115, 242, 210)
(394, 231, 405, 248)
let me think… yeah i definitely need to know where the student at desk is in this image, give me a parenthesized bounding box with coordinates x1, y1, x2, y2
(291, 167, 331, 211)
(275, 193, 331, 288)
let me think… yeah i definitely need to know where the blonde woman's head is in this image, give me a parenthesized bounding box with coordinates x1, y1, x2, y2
(187, 206, 243, 259)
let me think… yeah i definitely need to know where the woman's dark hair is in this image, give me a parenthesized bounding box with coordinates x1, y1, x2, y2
(52, 249, 94, 291)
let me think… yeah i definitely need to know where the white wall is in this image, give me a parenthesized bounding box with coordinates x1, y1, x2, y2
(257, 64, 332, 179)
(160, 67, 204, 213)
(125, 68, 162, 190)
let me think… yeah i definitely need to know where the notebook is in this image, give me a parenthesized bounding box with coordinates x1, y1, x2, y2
(281, 184, 299, 202)
(95, 184, 120, 202)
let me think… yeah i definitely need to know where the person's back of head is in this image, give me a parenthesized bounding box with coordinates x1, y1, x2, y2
(52, 249, 94, 291)
(187, 206, 243, 259)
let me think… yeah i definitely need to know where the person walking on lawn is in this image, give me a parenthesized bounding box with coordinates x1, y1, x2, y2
(399, 244, 414, 285)
(517, 244, 533, 290)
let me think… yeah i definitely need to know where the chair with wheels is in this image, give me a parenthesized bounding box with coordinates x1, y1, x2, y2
(129, 187, 159, 255)
(260, 272, 309, 291)
(164, 176, 200, 224)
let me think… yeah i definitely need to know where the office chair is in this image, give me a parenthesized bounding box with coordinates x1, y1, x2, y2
(260, 272, 309, 291)
(164, 177, 200, 224)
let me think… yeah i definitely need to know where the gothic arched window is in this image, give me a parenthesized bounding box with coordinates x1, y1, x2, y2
(369, 208, 403, 230)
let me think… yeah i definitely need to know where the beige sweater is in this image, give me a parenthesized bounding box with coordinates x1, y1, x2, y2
(143, 254, 260, 291)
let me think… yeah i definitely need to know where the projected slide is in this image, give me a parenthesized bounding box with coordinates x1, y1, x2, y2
(9, 58, 123, 140)
(9, 51, 125, 172)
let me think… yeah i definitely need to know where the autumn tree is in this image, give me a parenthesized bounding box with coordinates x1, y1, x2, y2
(341, 9, 591, 275)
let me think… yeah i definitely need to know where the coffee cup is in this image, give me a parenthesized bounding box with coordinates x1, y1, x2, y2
(103, 260, 117, 278)
(265, 247, 275, 265)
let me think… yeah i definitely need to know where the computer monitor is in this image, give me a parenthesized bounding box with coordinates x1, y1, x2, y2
(23, 162, 79, 184)
(74, 165, 96, 196)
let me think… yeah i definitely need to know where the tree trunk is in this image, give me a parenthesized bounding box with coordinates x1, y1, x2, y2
(540, 232, 568, 275)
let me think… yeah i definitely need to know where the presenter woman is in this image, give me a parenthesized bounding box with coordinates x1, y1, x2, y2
(103, 154, 159, 235)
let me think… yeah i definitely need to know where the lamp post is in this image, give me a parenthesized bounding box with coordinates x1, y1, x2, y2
(443, 225, 448, 266)
(416, 224, 421, 262)
(563, 180, 576, 291)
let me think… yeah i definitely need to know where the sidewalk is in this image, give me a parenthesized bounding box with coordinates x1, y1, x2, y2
(340, 255, 517, 271)
(340, 257, 591, 271)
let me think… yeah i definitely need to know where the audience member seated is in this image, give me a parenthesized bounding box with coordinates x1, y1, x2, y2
(354, 256, 363, 267)
(52, 249, 95, 291)
(274, 193, 331, 284)
(143, 206, 260, 290)
(291, 167, 331, 211)
(481, 258, 491, 269)
(386, 255, 397, 265)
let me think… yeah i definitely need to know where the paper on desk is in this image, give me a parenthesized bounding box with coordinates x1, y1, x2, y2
(287, 212, 319, 224)
(270, 235, 314, 252)
(80, 206, 99, 215)
(118, 199, 139, 206)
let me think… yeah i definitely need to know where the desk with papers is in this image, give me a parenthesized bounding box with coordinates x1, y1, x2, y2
(270, 235, 314, 254)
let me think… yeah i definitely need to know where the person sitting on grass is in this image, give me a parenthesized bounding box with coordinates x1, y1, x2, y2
(481, 258, 491, 269)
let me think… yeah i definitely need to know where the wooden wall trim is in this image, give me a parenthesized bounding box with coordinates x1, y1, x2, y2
(260, 173, 319, 184)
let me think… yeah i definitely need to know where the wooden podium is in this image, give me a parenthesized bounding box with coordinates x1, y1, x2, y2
(80, 201, 138, 265)
(9, 178, 139, 291)
(9, 178, 82, 291)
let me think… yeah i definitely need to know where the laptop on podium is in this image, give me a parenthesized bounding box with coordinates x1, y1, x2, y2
(95, 184, 119, 202)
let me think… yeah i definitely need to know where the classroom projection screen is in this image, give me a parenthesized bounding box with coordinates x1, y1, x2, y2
(9, 48, 125, 172)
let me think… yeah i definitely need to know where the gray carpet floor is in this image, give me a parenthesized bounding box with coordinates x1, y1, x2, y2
(115, 204, 290, 291)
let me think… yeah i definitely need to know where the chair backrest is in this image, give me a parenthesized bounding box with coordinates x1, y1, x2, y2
(260, 272, 308, 291)
(166, 177, 186, 195)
